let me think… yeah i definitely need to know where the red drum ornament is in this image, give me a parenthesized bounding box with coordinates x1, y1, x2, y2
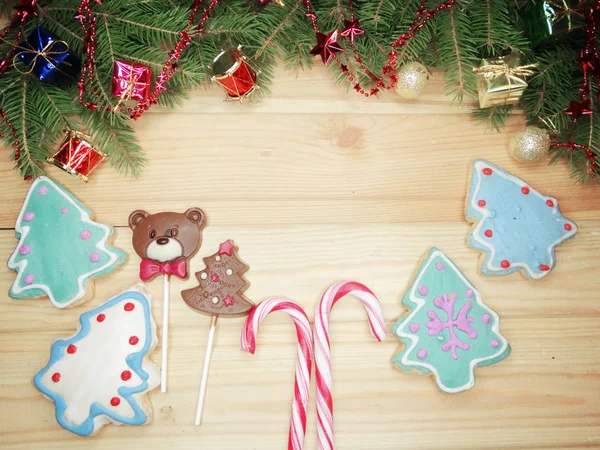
(210, 47, 258, 101)
(47, 130, 106, 182)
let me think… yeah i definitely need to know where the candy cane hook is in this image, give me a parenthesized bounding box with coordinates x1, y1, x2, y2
(241, 298, 314, 450)
(314, 281, 386, 450)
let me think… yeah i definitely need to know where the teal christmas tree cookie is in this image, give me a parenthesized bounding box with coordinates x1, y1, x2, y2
(7, 177, 126, 308)
(393, 248, 510, 393)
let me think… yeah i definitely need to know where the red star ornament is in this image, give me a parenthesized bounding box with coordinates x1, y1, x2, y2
(563, 100, 593, 121)
(219, 239, 235, 256)
(13, 0, 37, 17)
(310, 30, 343, 65)
(340, 19, 364, 43)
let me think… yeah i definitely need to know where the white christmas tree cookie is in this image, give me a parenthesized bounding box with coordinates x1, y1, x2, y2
(33, 283, 160, 436)
(7, 176, 126, 308)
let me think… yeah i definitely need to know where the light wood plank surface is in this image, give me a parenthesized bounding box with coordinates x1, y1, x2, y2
(0, 66, 599, 450)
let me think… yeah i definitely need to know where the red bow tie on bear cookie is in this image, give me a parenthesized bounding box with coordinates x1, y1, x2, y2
(139, 258, 187, 281)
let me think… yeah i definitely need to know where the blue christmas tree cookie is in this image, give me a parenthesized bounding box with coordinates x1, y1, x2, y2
(34, 283, 160, 436)
(393, 248, 510, 393)
(7, 176, 126, 308)
(466, 159, 577, 279)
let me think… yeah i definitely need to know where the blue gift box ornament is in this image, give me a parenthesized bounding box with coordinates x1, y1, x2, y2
(15, 25, 81, 87)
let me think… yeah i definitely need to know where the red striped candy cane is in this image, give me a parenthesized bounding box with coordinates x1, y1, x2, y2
(241, 298, 314, 450)
(314, 281, 386, 450)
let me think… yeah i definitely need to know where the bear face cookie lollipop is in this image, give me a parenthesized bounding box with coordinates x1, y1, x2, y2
(181, 240, 254, 425)
(129, 208, 206, 392)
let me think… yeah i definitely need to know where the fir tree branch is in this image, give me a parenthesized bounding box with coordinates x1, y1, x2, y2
(103, 16, 116, 68)
(255, 0, 303, 59)
(448, 10, 465, 98)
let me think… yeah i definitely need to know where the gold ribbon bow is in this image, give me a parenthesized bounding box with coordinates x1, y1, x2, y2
(473, 62, 538, 79)
(12, 39, 72, 75)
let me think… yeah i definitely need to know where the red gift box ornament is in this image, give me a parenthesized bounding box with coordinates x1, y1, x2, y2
(47, 130, 106, 182)
(111, 60, 152, 102)
(210, 46, 258, 101)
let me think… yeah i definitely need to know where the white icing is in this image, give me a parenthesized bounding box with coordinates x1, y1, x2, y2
(470, 161, 577, 279)
(7, 177, 122, 308)
(200, 272, 208, 280)
(395, 250, 509, 394)
(40, 284, 159, 430)
(145, 238, 183, 262)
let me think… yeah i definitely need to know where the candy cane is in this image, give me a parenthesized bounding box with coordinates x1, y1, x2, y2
(314, 281, 386, 450)
(241, 298, 313, 450)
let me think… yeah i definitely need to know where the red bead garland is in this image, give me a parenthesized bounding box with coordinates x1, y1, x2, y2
(0, 1, 38, 177)
(303, 0, 456, 97)
(76, 0, 220, 120)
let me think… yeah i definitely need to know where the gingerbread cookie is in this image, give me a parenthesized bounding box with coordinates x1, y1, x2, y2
(466, 160, 577, 279)
(33, 283, 160, 436)
(181, 239, 253, 316)
(393, 248, 510, 393)
(7, 177, 125, 308)
(128, 208, 206, 281)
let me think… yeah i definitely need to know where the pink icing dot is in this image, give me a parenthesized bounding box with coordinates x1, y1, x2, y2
(80, 230, 92, 240)
(417, 349, 428, 360)
(23, 212, 34, 222)
(481, 313, 490, 324)
(466, 289, 474, 298)
(19, 245, 31, 255)
(37, 186, 49, 196)
(491, 339, 499, 348)
(409, 323, 420, 332)
(435, 262, 445, 271)
(89, 253, 101, 263)
(61, 207, 69, 215)
(24, 274, 34, 284)
(417, 285, 429, 296)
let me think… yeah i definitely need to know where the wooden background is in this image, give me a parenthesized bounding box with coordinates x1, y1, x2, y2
(0, 66, 599, 450)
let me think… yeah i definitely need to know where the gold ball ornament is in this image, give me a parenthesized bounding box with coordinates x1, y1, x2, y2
(509, 126, 551, 163)
(394, 62, 430, 99)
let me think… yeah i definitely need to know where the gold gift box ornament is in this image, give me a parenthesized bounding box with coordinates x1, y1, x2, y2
(474, 54, 536, 108)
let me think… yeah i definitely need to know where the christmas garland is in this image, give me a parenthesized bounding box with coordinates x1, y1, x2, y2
(0, 0, 598, 183)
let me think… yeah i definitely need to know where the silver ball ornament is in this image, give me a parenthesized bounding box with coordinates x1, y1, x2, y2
(395, 62, 429, 99)
(509, 126, 551, 163)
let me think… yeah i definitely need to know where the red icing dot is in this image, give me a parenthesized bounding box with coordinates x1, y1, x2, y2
(129, 336, 139, 345)
(500, 260, 510, 268)
(484, 229, 493, 238)
(478, 200, 486, 207)
(121, 370, 132, 381)
(67, 344, 77, 354)
(110, 397, 121, 406)
(564, 223, 572, 231)
(546, 199, 554, 207)
(52, 373, 61, 382)
(540, 264, 550, 271)
(483, 168, 493, 176)
(97, 314, 106, 323)
(124, 302, 135, 312)
(521, 186, 530, 195)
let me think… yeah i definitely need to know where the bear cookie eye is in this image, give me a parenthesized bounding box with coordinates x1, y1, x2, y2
(171, 228, 179, 238)
(149, 230, 156, 239)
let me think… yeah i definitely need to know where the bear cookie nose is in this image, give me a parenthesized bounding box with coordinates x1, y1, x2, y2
(156, 238, 170, 245)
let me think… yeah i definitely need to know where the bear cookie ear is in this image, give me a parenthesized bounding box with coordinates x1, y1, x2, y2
(129, 210, 149, 230)
(185, 207, 206, 228)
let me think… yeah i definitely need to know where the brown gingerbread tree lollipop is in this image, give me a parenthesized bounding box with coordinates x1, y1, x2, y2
(181, 239, 254, 425)
(181, 239, 253, 316)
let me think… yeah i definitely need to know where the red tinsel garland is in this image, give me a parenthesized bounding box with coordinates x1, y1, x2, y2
(76, 0, 220, 120)
(303, 0, 455, 97)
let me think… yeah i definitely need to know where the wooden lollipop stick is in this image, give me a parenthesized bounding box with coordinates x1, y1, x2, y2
(195, 314, 218, 425)
(161, 274, 170, 393)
